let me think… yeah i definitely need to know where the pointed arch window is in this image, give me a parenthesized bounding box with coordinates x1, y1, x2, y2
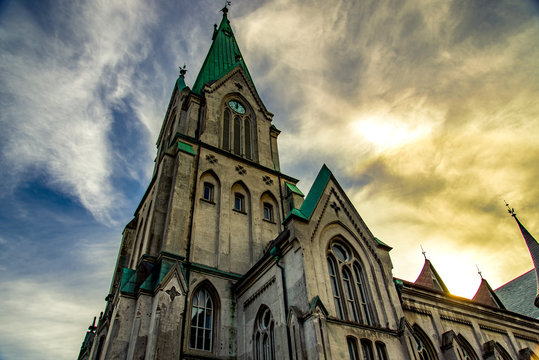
(254, 307, 275, 360)
(223, 109, 231, 150)
(326, 240, 374, 325)
(222, 99, 254, 159)
(456, 335, 478, 360)
(413, 325, 437, 360)
(190, 287, 214, 352)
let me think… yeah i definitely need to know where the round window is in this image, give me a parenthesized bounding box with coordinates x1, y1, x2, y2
(260, 308, 271, 330)
(331, 243, 349, 262)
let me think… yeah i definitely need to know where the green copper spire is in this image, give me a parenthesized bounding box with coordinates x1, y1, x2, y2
(191, 7, 254, 95)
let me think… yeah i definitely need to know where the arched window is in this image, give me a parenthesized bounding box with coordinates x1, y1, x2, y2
(222, 99, 254, 159)
(347, 337, 359, 360)
(376, 342, 389, 360)
(223, 109, 231, 150)
(456, 335, 478, 360)
(254, 307, 275, 360)
(244, 117, 252, 159)
(233, 116, 242, 155)
(190, 287, 215, 352)
(361, 339, 375, 360)
(326, 240, 374, 325)
(413, 325, 437, 360)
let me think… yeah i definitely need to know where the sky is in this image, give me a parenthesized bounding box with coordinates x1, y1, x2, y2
(0, 0, 538, 358)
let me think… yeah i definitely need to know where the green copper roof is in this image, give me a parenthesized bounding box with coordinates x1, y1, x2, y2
(284, 164, 332, 223)
(191, 10, 254, 94)
(177, 140, 195, 155)
(285, 182, 304, 196)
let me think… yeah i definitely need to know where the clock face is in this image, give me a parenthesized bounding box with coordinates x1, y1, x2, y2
(228, 100, 246, 114)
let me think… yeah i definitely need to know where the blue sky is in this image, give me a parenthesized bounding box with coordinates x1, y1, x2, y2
(1, 0, 539, 358)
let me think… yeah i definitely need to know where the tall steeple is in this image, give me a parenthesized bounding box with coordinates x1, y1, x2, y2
(191, 5, 254, 94)
(506, 202, 539, 307)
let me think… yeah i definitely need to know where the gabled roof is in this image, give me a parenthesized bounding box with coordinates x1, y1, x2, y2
(472, 278, 506, 309)
(191, 9, 254, 95)
(284, 164, 332, 222)
(414, 259, 450, 294)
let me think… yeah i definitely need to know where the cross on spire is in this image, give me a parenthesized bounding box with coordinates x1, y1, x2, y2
(420, 245, 427, 259)
(476, 264, 483, 279)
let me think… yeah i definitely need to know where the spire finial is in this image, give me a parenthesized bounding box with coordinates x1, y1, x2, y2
(504, 200, 516, 217)
(476, 264, 483, 279)
(420, 245, 427, 260)
(179, 64, 187, 77)
(221, 1, 231, 14)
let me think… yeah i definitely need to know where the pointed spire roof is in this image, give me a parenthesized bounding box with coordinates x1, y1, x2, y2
(414, 258, 450, 294)
(191, 8, 254, 95)
(506, 203, 539, 307)
(472, 278, 505, 309)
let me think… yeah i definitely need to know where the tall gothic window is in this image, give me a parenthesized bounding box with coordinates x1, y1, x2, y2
(327, 240, 374, 325)
(190, 288, 214, 352)
(413, 325, 437, 360)
(254, 307, 275, 360)
(222, 99, 253, 160)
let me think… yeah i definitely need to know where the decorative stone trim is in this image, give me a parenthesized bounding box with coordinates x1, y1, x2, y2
(514, 333, 537, 342)
(262, 175, 273, 185)
(206, 154, 218, 164)
(243, 277, 276, 309)
(479, 324, 507, 334)
(439, 314, 472, 326)
(235, 165, 246, 175)
(402, 304, 432, 316)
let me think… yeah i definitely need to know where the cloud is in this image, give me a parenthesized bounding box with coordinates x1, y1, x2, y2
(237, 0, 539, 295)
(0, 1, 160, 225)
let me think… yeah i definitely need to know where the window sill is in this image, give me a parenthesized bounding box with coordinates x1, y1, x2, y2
(200, 198, 216, 205)
(233, 208, 247, 215)
(263, 218, 276, 224)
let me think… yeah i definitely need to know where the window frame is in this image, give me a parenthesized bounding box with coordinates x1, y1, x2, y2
(189, 287, 216, 352)
(254, 307, 275, 360)
(263, 202, 274, 222)
(221, 98, 254, 160)
(234, 192, 245, 213)
(202, 182, 215, 203)
(361, 339, 375, 360)
(347, 337, 360, 360)
(326, 239, 375, 325)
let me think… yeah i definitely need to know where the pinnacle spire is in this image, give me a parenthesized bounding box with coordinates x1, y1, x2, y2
(472, 277, 505, 309)
(505, 201, 539, 307)
(191, 5, 255, 95)
(414, 257, 450, 294)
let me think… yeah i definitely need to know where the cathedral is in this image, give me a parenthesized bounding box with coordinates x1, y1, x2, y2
(79, 7, 539, 360)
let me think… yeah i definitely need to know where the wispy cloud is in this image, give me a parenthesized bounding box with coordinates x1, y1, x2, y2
(0, 1, 159, 225)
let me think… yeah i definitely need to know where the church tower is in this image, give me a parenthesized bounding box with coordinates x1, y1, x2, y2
(85, 7, 302, 360)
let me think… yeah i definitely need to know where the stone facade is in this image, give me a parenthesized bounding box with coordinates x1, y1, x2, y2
(79, 9, 539, 360)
